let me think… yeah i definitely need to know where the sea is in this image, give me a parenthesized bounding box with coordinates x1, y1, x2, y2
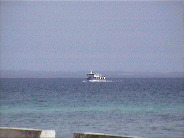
(0, 78, 183, 138)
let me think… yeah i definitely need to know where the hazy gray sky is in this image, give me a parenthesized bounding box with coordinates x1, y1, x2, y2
(0, 1, 183, 72)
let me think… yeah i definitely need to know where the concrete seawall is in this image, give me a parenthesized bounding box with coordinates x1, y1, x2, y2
(0, 127, 55, 138)
(73, 133, 141, 138)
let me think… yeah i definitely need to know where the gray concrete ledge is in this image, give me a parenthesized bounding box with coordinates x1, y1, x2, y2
(0, 127, 55, 138)
(73, 133, 141, 138)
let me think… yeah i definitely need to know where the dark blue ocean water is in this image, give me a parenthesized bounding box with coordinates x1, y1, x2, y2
(0, 78, 183, 138)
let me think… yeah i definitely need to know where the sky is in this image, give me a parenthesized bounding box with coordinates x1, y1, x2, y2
(0, 1, 183, 73)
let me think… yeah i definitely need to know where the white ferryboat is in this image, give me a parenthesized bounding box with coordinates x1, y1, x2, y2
(87, 71, 106, 82)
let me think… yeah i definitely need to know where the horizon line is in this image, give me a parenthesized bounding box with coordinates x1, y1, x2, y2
(1, 70, 183, 73)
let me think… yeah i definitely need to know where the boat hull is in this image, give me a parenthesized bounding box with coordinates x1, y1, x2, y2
(87, 79, 107, 82)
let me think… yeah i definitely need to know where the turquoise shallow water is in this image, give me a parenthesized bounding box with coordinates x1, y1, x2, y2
(0, 78, 183, 138)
